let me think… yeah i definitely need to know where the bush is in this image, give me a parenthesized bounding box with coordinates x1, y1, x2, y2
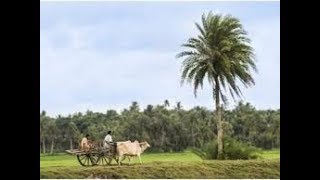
(192, 137, 261, 160)
(223, 137, 261, 160)
(191, 141, 218, 160)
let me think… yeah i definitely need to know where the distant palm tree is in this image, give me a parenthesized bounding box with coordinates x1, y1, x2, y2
(130, 101, 140, 112)
(164, 99, 170, 108)
(176, 101, 182, 110)
(176, 12, 257, 159)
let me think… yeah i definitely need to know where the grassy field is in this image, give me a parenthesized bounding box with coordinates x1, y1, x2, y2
(259, 149, 280, 159)
(40, 150, 280, 179)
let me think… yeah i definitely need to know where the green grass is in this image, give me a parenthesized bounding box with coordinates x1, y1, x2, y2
(40, 150, 280, 179)
(259, 149, 280, 159)
(40, 151, 203, 168)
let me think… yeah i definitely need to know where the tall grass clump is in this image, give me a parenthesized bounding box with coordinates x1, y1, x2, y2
(192, 137, 261, 160)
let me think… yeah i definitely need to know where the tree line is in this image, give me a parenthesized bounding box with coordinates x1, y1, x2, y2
(40, 101, 279, 154)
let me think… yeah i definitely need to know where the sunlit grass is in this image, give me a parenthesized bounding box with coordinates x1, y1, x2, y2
(40, 150, 279, 178)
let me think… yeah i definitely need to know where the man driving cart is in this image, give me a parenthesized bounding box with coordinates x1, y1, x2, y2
(104, 131, 116, 154)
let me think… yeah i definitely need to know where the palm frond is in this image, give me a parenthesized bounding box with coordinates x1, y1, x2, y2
(195, 22, 206, 37)
(176, 51, 196, 58)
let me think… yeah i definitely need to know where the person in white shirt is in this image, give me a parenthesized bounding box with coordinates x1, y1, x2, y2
(104, 131, 113, 149)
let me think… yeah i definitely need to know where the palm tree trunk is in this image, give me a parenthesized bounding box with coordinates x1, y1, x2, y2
(214, 79, 224, 160)
(70, 138, 73, 150)
(42, 139, 46, 154)
(160, 129, 166, 147)
(191, 123, 195, 148)
(50, 139, 54, 154)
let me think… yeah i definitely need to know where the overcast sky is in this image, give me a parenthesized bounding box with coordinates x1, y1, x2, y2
(40, 1, 280, 117)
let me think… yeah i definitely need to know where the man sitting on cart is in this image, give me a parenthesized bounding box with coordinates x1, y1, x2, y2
(80, 134, 91, 151)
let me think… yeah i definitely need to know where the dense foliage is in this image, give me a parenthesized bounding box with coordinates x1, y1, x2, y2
(40, 101, 279, 154)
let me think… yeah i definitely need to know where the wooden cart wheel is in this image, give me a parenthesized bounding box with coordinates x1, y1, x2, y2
(76, 153, 98, 166)
(96, 154, 112, 166)
(96, 149, 114, 166)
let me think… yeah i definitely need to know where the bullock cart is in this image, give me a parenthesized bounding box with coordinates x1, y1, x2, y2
(65, 143, 117, 167)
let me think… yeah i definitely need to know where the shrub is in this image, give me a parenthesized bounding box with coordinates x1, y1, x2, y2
(191, 141, 218, 160)
(192, 137, 261, 160)
(223, 137, 261, 160)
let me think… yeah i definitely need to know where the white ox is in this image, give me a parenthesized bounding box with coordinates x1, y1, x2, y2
(116, 140, 151, 165)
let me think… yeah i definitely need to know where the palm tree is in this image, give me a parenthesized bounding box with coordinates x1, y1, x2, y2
(40, 115, 48, 154)
(176, 12, 257, 159)
(164, 99, 170, 108)
(64, 119, 80, 150)
(176, 101, 182, 110)
(144, 105, 154, 117)
(130, 101, 140, 112)
(47, 118, 58, 154)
